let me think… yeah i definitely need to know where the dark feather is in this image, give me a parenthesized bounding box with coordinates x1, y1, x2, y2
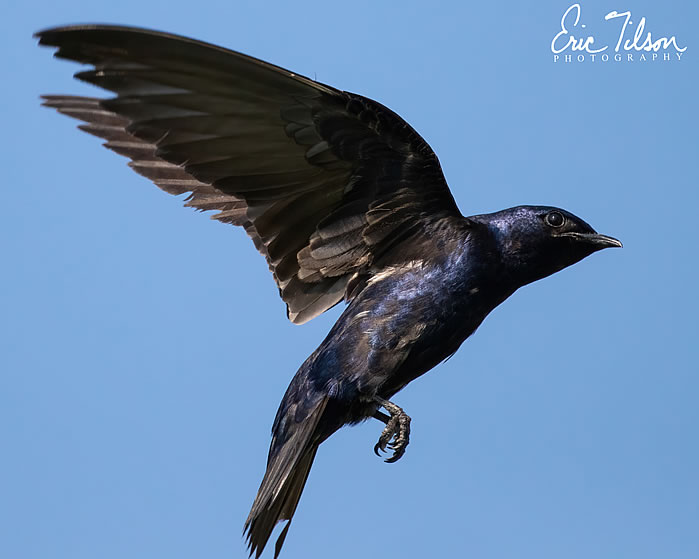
(244, 397, 328, 559)
(37, 25, 463, 324)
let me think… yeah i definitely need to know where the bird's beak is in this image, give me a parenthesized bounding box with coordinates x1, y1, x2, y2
(557, 232, 623, 248)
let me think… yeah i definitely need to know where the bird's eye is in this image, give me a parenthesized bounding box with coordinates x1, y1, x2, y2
(545, 211, 565, 228)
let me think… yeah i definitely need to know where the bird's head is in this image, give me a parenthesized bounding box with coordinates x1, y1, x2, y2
(471, 205, 622, 288)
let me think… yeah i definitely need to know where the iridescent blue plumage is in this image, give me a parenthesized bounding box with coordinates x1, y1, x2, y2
(250, 206, 620, 554)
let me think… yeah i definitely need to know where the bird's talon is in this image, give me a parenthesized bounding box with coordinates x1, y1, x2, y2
(373, 398, 411, 463)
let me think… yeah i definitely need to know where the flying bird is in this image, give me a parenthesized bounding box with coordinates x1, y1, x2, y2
(37, 25, 622, 558)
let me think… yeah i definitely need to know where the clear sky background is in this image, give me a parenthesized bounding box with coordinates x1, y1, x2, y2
(3, 1, 697, 558)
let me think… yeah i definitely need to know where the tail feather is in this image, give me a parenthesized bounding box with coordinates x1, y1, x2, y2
(244, 397, 328, 558)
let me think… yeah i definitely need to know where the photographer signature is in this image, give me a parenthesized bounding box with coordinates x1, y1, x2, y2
(551, 4, 686, 55)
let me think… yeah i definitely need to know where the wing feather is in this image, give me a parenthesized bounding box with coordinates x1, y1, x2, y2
(37, 25, 463, 323)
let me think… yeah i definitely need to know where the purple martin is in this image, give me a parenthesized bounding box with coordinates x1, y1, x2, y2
(36, 25, 622, 558)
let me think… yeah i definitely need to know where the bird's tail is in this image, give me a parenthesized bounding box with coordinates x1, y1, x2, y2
(244, 396, 329, 558)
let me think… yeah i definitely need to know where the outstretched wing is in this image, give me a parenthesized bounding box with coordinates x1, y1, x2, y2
(37, 25, 462, 323)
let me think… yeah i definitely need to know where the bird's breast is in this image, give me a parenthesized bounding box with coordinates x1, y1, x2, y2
(336, 256, 508, 396)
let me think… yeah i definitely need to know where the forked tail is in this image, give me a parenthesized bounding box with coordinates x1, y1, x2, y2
(244, 397, 329, 558)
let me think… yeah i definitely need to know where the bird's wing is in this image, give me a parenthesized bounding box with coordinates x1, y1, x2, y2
(37, 25, 463, 324)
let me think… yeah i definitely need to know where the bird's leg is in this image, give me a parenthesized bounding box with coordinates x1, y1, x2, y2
(372, 410, 391, 424)
(372, 397, 411, 463)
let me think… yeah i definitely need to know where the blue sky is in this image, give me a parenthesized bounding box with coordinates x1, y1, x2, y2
(3, 1, 697, 558)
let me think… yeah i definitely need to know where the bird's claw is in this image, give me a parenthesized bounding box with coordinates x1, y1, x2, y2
(373, 399, 411, 463)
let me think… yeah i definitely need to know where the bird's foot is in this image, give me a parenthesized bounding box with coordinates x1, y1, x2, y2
(372, 398, 411, 463)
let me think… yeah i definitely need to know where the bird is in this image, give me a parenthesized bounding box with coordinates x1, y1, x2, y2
(36, 24, 622, 558)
